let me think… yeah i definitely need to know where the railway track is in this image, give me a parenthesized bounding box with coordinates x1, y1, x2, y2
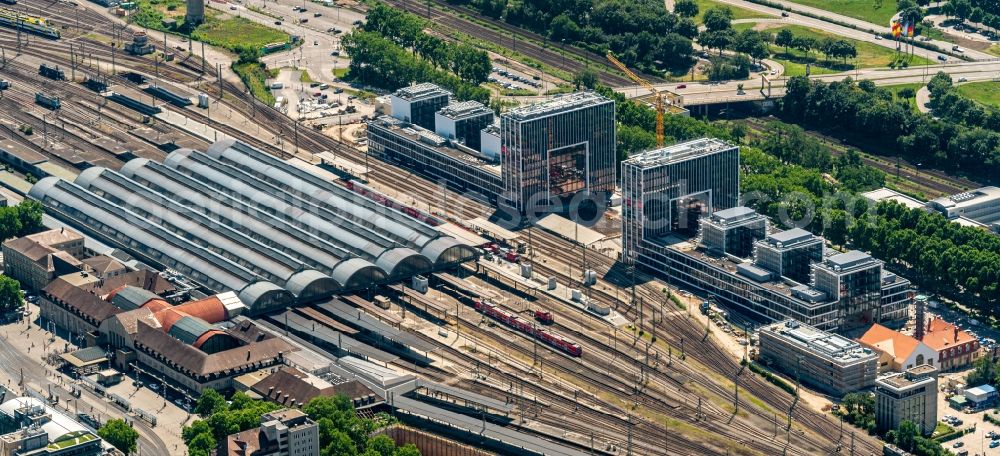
(526, 232, 882, 455)
(742, 116, 978, 198)
(380, 0, 633, 87)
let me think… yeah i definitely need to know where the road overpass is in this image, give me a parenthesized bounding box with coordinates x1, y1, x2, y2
(616, 61, 1000, 106)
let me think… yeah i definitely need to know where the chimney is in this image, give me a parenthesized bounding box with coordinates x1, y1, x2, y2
(914, 297, 926, 341)
(247, 350, 251, 361)
(954, 326, 959, 342)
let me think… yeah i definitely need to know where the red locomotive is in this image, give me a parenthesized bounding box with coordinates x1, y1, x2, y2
(474, 300, 581, 357)
(534, 310, 553, 325)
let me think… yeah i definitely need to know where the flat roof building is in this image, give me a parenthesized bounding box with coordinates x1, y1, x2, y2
(435, 101, 494, 152)
(390, 83, 451, 131)
(620, 139, 911, 331)
(621, 138, 740, 262)
(700, 206, 767, 257)
(926, 186, 1000, 226)
(367, 116, 502, 202)
(812, 251, 883, 331)
(501, 91, 615, 213)
(759, 320, 878, 397)
(753, 228, 823, 285)
(875, 365, 938, 435)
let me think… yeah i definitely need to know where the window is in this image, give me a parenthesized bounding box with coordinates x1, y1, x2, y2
(916, 354, 924, 365)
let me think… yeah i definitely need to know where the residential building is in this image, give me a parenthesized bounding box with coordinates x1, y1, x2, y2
(858, 323, 936, 373)
(224, 409, 319, 456)
(435, 101, 494, 151)
(752, 228, 824, 285)
(758, 320, 877, 397)
(2, 228, 85, 291)
(875, 365, 938, 436)
(0, 397, 108, 456)
(501, 91, 615, 213)
(390, 83, 451, 130)
(811, 250, 884, 331)
(699, 206, 767, 257)
(621, 138, 740, 262)
(920, 317, 980, 371)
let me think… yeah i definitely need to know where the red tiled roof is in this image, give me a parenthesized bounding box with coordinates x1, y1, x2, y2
(923, 317, 977, 351)
(858, 323, 921, 365)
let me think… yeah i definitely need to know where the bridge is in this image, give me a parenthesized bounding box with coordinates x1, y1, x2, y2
(615, 61, 1000, 107)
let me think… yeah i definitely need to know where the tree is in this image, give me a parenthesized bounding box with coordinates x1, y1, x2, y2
(674, 0, 699, 18)
(98, 419, 140, 455)
(897, 87, 916, 99)
(954, 0, 973, 20)
(0, 208, 22, 242)
(792, 36, 815, 57)
(699, 29, 736, 55)
(0, 276, 22, 314)
(549, 13, 581, 42)
(573, 68, 599, 90)
(775, 29, 794, 54)
(194, 388, 227, 417)
(702, 6, 734, 32)
(15, 200, 44, 238)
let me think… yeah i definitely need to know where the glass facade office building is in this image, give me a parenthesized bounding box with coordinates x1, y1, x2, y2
(621, 138, 741, 262)
(500, 92, 615, 213)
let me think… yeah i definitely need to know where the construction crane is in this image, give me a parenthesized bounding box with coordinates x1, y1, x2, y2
(607, 51, 665, 147)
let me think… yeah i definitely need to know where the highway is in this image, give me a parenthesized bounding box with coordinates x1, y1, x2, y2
(710, 0, 995, 61)
(617, 60, 1000, 105)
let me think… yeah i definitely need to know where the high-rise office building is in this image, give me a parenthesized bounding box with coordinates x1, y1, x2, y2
(812, 251, 883, 330)
(875, 365, 938, 436)
(621, 138, 740, 262)
(753, 228, 824, 284)
(390, 83, 451, 130)
(501, 92, 615, 213)
(435, 101, 494, 152)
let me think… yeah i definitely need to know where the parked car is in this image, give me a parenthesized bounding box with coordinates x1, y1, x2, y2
(781, 11, 788, 17)
(953, 441, 964, 448)
(676, 84, 687, 89)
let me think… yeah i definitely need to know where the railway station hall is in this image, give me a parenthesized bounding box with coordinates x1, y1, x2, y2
(27, 139, 478, 315)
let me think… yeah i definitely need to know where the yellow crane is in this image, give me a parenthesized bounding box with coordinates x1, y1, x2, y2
(606, 51, 665, 147)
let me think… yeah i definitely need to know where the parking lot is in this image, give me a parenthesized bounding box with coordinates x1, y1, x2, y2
(935, 369, 1000, 456)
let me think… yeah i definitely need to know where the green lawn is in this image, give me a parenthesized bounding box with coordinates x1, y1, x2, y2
(233, 62, 276, 105)
(693, 0, 773, 24)
(783, 0, 898, 26)
(882, 82, 924, 111)
(761, 25, 932, 76)
(191, 16, 289, 51)
(956, 81, 1000, 108)
(986, 45, 1000, 57)
(133, 0, 289, 53)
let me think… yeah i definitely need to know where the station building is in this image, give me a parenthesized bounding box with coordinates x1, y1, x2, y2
(621, 138, 912, 331)
(759, 320, 878, 396)
(28, 140, 477, 315)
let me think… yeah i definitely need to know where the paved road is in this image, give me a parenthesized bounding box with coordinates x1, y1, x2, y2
(712, 0, 995, 60)
(618, 60, 1000, 105)
(0, 320, 171, 456)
